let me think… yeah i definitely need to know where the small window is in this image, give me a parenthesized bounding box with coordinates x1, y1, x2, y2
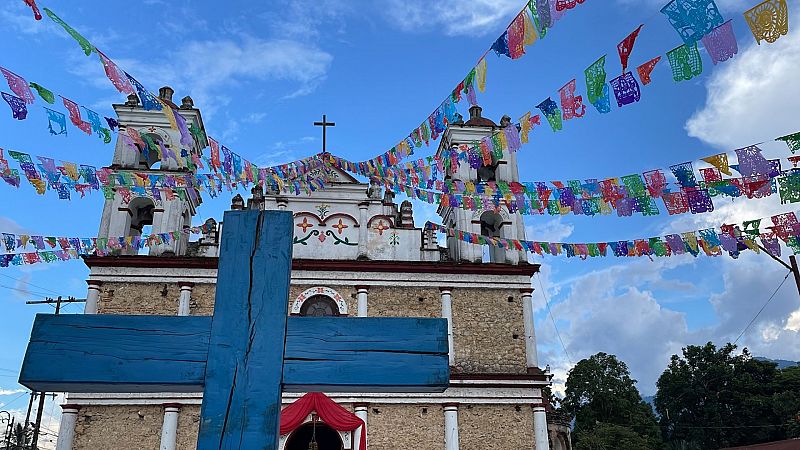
(299, 295, 340, 317)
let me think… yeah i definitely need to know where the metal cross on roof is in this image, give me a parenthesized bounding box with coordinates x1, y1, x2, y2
(313, 114, 335, 154)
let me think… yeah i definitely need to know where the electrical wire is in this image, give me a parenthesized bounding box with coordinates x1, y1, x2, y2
(0, 272, 62, 296)
(535, 272, 574, 365)
(0, 390, 30, 410)
(733, 272, 791, 346)
(0, 283, 52, 298)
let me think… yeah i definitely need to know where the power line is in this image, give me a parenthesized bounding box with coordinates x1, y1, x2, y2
(733, 272, 790, 346)
(0, 283, 52, 298)
(1, 390, 30, 410)
(0, 272, 61, 296)
(536, 272, 574, 365)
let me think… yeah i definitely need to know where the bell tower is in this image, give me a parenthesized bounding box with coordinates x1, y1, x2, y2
(436, 105, 527, 264)
(97, 87, 206, 256)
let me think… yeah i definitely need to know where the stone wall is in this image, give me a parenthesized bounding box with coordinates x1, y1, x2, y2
(99, 282, 182, 315)
(189, 284, 216, 316)
(459, 404, 536, 450)
(95, 281, 528, 373)
(367, 286, 441, 318)
(73, 405, 162, 450)
(367, 404, 444, 450)
(176, 405, 201, 450)
(452, 288, 527, 374)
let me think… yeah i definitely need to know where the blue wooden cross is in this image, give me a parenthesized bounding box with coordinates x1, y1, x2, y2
(18, 210, 449, 449)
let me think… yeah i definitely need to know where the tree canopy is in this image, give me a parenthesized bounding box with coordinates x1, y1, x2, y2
(563, 352, 662, 449)
(654, 342, 799, 448)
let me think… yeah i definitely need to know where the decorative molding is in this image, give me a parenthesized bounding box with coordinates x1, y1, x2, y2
(292, 286, 348, 315)
(84, 256, 540, 277)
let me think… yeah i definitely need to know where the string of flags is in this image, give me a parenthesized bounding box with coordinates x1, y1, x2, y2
(0, 65, 114, 143)
(425, 209, 800, 260)
(0, 222, 216, 268)
(0, 144, 332, 201)
(340, 0, 790, 187)
(29, 4, 340, 190)
(328, 130, 800, 218)
(351, 0, 590, 175)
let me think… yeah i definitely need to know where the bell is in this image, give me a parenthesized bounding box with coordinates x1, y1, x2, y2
(308, 441, 318, 450)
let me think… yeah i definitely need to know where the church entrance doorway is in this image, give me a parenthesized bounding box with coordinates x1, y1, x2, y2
(284, 420, 344, 450)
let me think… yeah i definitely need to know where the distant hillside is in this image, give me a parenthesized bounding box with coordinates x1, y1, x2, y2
(755, 357, 800, 369)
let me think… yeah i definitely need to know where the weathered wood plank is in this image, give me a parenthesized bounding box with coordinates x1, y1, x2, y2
(19, 315, 449, 393)
(283, 317, 449, 393)
(19, 313, 212, 393)
(197, 209, 293, 450)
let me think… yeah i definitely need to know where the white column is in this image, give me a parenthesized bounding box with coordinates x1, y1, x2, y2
(520, 288, 539, 369)
(85, 280, 102, 314)
(440, 288, 454, 366)
(358, 202, 369, 259)
(356, 286, 369, 317)
(178, 283, 194, 316)
(55, 404, 80, 450)
(443, 404, 460, 450)
(353, 403, 368, 450)
(533, 404, 549, 450)
(160, 404, 181, 450)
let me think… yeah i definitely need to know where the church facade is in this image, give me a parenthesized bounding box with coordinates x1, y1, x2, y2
(53, 88, 570, 450)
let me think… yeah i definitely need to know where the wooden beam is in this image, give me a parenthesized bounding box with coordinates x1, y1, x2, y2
(197, 209, 293, 450)
(19, 314, 449, 393)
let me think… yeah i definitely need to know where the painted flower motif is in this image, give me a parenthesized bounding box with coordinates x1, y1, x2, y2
(375, 220, 389, 236)
(318, 232, 326, 243)
(333, 219, 349, 234)
(297, 217, 313, 233)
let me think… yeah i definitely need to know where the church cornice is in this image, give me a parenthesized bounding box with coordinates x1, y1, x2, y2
(83, 256, 540, 276)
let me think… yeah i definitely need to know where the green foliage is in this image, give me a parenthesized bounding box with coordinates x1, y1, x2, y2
(575, 423, 654, 450)
(654, 342, 796, 448)
(564, 352, 662, 448)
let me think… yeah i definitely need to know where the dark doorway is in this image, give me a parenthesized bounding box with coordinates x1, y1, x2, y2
(285, 421, 344, 450)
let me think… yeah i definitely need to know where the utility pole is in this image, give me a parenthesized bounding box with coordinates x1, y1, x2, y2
(26, 296, 83, 449)
(23, 392, 34, 440)
(755, 244, 800, 296)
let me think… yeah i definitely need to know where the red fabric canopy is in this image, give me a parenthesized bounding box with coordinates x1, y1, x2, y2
(279, 392, 366, 450)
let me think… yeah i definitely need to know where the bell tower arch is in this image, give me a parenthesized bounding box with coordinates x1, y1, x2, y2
(436, 105, 527, 264)
(97, 87, 206, 256)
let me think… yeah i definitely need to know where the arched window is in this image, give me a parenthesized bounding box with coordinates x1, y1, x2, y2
(299, 295, 340, 317)
(136, 135, 162, 170)
(125, 197, 155, 256)
(480, 210, 505, 263)
(477, 154, 500, 183)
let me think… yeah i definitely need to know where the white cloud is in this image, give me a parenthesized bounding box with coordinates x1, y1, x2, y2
(525, 217, 574, 243)
(0, 216, 27, 234)
(0, 388, 25, 396)
(242, 112, 268, 124)
(686, 12, 800, 149)
(383, 0, 521, 36)
(787, 308, 800, 332)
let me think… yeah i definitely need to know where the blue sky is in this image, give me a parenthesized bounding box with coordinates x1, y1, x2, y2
(1, 0, 800, 436)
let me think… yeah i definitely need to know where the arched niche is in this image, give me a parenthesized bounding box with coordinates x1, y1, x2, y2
(291, 286, 348, 316)
(279, 416, 351, 450)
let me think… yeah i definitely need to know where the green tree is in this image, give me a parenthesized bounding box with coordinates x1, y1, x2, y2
(575, 423, 654, 450)
(772, 365, 800, 438)
(563, 352, 662, 449)
(654, 342, 782, 449)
